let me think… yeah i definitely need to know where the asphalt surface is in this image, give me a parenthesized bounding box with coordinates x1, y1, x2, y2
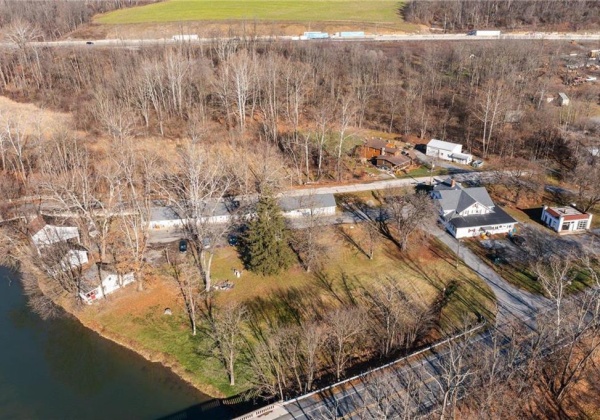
(427, 225, 549, 326)
(2, 31, 600, 50)
(239, 223, 551, 420)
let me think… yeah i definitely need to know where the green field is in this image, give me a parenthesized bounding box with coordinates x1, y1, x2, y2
(96, 0, 404, 25)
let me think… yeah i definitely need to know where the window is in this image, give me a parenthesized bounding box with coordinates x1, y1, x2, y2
(577, 220, 588, 230)
(562, 223, 570, 231)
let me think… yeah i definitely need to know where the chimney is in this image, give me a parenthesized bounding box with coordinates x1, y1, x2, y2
(450, 179, 456, 188)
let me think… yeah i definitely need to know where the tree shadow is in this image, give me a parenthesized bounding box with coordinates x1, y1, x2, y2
(335, 225, 370, 259)
(518, 206, 546, 227)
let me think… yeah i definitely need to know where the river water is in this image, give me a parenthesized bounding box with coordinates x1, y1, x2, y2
(0, 267, 228, 420)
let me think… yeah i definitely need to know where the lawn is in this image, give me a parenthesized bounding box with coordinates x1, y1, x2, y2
(463, 238, 543, 295)
(95, 0, 404, 25)
(399, 166, 449, 179)
(463, 235, 597, 296)
(79, 225, 495, 398)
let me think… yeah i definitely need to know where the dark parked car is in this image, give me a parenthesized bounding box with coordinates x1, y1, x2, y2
(510, 235, 526, 246)
(179, 239, 187, 253)
(227, 235, 238, 246)
(86, 41, 94, 45)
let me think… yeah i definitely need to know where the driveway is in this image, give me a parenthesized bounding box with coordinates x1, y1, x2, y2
(412, 149, 474, 172)
(428, 225, 549, 326)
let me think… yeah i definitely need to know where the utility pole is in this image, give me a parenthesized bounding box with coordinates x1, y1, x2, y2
(455, 239, 461, 268)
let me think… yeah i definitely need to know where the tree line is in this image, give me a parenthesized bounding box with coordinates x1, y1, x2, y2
(0, 0, 153, 41)
(403, 0, 600, 32)
(0, 39, 597, 191)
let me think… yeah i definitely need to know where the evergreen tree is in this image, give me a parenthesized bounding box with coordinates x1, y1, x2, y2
(242, 194, 296, 276)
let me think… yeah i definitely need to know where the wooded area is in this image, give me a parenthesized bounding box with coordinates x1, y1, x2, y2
(403, 0, 600, 31)
(1, 9, 600, 415)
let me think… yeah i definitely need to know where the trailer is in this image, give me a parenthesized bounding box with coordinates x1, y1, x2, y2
(172, 34, 199, 41)
(467, 30, 501, 36)
(300, 31, 329, 40)
(333, 31, 366, 38)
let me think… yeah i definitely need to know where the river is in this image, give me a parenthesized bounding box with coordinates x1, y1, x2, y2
(0, 267, 229, 420)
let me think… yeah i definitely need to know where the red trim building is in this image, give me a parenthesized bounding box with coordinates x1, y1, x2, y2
(541, 205, 592, 234)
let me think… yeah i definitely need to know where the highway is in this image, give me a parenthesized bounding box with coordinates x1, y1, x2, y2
(1, 31, 600, 50)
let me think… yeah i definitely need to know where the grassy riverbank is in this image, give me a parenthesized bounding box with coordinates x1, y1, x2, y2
(69, 226, 495, 398)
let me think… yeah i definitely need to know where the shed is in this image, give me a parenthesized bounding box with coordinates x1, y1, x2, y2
(558, 92, 570, 106)
(80, 264, 135, 304)
(450, 152, 473, 165)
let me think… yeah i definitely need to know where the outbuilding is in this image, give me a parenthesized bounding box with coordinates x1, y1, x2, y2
(541, 205, 592, 234)
(28, 216, 80, 248)
(80, 265, 135, 304)
(426, 139, 473, 164)
(375, 154, 412, 170)
(558, 92, 570, 106)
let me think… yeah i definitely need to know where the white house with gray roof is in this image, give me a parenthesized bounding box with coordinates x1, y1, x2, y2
(431, 179, 517, 238)
(426, 139, 473, 165)
(279, 194, 337, 218)
(149, 193, 337, 228)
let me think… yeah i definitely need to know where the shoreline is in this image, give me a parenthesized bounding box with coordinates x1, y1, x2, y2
(25, 266, 228, 400)
(66, 305, 226, 399)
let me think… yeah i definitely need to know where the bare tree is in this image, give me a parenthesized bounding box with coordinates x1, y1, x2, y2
(289, 192, 326, 273)
(164, 249, 201, 336)
(363, 279, 433, 357)
(428, 331, 475, 420)
(534, 291, 600, 417)
(299, 320, 326, 392)
(161, 141, 233, 292)
(473, 80, 507, 157)
(335, 93, 356, 181)
(383, 190, 436, 252)
(249, 327, 290, 400)
(325, 307, 365, 380)
(532, 253, 576, 336)
(570, 153, 600, 212)
(204, 301, 248, 386)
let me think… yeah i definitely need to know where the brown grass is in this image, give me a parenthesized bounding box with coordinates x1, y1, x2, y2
(0, 95, 71, 136)
(72, 20, 424, 41)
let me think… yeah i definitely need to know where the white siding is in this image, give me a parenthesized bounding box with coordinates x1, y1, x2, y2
(454, 223, 516, 239)
(80, 273, 135, 304)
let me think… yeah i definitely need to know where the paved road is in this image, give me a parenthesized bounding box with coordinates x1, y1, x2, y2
(282, 171, 488, 198)
(238, 223, 551, 420)
(1, 32, 600, 50)
(427, 225, 549, 326)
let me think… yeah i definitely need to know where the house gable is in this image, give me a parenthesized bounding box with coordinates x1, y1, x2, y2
(458, 201, 493, 217)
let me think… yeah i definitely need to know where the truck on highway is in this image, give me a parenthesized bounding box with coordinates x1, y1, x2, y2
(172, 34, 199, 41)
(300, 31, 329, 40)
(332, 31, 366, 38)
(467, 30, 501, 36)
